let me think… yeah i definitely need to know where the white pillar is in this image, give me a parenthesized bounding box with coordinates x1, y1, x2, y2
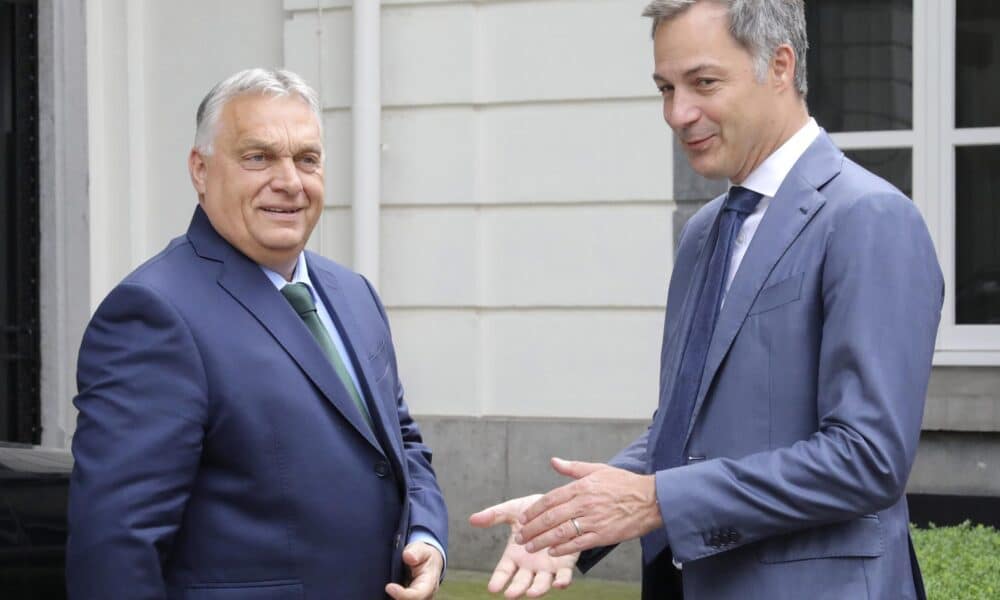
(352, 0, 381, 287)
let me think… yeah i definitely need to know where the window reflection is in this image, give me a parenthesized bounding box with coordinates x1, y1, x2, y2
(806, 0, 913, 132)
(956, 1, 1000, 128)
(956, 146, 1000, 324)
(843, 148, 912, 198)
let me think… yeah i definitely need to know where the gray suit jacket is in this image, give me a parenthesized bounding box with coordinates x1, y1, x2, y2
(582, 132, 942, 599)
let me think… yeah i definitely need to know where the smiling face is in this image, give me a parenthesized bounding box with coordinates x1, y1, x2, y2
(652, 1, 800, 183)
(189, 93, 324, 278)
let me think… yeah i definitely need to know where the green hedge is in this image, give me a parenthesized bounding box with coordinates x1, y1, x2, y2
(911, 521, 1000, 600)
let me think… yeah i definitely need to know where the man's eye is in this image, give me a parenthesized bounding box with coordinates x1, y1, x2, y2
(658, 85, 673, 95)
(696, 78, 718, 88)
(297, 155, 321, 171)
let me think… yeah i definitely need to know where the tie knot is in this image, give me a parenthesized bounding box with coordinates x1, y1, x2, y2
(281, 282, 317, 316)
(725, 186, 763, 215)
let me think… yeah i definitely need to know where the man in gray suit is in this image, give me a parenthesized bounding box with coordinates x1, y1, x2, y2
(471, 1, 942, 598)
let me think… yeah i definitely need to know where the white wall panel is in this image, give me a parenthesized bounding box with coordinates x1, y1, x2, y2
(481, 100, 671, 204)
(383, 106, 478, 205)
(383, 4, 477, 106)
(387, 309, 482, 416)
(482, 204, 671, 307)
(483, 310, 663, 419)
(322, 110, 354, 206)
(481, 0, 654, 103)
(314, 206, 354, 267)
(284, 8, 353, 109)
(380, 207, 480, 306)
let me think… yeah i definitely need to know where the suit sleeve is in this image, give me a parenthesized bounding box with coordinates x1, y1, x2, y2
(363, 277, 450, 559)
(653, 193, 943, 564)
(67, 283, 208, 599)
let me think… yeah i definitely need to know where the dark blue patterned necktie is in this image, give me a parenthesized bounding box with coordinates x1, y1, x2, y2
(652, 186, 763, 472)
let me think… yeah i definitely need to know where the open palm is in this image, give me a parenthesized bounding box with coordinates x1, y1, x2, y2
(470, 494, 580, 598)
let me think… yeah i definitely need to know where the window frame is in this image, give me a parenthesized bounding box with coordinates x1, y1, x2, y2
(827, 0, 1000, 365)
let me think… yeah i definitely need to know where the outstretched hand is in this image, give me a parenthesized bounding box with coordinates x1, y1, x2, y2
(470, 495, 579, 598)
(516, 458, 662, 557)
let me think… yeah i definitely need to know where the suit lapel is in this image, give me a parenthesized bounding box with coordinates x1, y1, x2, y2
(186, 208, 384, 455)
(308, 259, 405, 463)
(683, 133, 842, 444)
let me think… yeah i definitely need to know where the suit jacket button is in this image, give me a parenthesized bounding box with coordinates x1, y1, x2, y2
(375, 460, 389, 477)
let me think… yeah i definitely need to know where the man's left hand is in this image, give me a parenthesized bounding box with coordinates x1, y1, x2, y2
(385, 542, 444, 600)
(516, 458, 664, 556)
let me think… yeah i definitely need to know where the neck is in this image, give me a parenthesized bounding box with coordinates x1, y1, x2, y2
(732, 102, 810, 185)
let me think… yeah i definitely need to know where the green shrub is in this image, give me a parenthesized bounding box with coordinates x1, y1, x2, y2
(911, 521, 1000, 599)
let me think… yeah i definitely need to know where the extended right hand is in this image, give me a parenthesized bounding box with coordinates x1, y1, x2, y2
(469, 495, 580, 598)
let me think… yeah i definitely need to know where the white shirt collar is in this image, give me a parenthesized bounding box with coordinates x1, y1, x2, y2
(737, 117, 821, 199)
(260, 253, 319, 302)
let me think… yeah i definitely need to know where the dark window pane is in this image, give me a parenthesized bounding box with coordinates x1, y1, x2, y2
(956, 146, 1000, 324)
(844, 148, 912, 198)
(806, 0, 912, 132)
(956, 1, 1000, 128)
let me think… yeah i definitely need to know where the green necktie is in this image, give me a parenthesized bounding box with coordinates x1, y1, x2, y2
(281, 282, 373, 431)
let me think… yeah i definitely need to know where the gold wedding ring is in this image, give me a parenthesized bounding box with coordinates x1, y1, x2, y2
(570, 517, 583, 537)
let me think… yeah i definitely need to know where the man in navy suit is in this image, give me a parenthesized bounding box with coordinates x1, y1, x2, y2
(67, 68, 448, 599)
(472, 1, 941, 598)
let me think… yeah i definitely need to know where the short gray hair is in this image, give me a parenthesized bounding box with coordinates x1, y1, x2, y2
(194, 68, 322, 154)
(643, 0, 808, 96)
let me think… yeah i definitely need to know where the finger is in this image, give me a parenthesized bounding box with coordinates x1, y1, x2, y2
(504, 568, 534, 599)
(551, 457, 607, 480)
(518, 502, 579, 547)
(524, 516, 585, 553)
(487, 555, 517, 593)
(553, 567, 574, 589)
(519, 484, 577, 525)
(385, 564, 438, 600)
(526, 571, 553, 598)
(471, 497, 531, 528)
(549, 532, 601, 556)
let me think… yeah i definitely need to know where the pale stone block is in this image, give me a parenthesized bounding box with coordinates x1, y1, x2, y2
(322, 110, 353, 206)
(482, 310, 664, 420)
(283, 8, 353, 109)
(380, 207, 480, 307)
(481, 204, 672, 307)
(385, 309, 482, 416)
(382, 107, 477, 205)
(313, 206, 353, 267)
(481, 0, 655, 103)
(383, 4, 477, 106)
(481, 100, 672, 204)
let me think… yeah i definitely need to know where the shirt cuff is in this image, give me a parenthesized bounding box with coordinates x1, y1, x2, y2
(408, 527, 447, 575)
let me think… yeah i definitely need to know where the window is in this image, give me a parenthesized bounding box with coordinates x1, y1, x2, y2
(807, 0, 1000, 364)
(0, 0, 40, 444)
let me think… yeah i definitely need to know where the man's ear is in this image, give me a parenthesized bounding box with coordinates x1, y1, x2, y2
(770, 44, 797, 93)
(189, 148, 209, 196)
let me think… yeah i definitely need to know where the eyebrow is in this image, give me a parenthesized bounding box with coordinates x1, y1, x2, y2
(652, 63, 720, 84)
(236, 138, 323, 155)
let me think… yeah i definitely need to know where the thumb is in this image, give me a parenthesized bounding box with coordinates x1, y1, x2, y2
(402, 543, 431, 567)
(551, 457, 607, 480)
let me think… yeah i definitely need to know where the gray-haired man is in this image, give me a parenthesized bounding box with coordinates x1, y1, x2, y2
(68, 68, 448, 599)
(472, 1, 940, 598)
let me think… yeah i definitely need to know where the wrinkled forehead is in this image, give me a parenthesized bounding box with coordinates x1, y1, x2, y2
(220, 94, 324, 149)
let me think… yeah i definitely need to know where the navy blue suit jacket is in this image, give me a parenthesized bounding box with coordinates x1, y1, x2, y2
(67, 207, 448, 599)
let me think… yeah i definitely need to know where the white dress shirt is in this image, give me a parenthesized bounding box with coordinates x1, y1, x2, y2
(723, 118, 821, 303)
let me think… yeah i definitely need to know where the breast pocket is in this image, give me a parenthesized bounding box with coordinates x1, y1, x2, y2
(369, 334, 392, 383)
(750, 272, 804, 315)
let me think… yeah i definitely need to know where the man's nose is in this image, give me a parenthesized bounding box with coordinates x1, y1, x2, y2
(270, 157, 304, 195)
(664, 90, 700, 130)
